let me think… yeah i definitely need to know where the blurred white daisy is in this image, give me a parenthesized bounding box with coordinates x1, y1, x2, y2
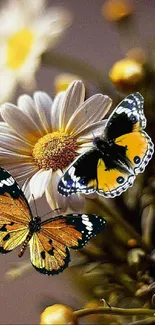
(0, 0, 72, 102)
(0, 80, 112, 212)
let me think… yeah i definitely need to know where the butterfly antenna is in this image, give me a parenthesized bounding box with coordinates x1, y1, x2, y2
(42, 207, 62, 218)
(32, 194, 39, 217)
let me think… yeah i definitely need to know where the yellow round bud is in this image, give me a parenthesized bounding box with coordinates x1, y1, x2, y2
(84, 300, 104, 323)
(54, 73, 80, 94)
(84, 300, 118, 323)
(40, 304, 78, 325)
(109, 58, 144, 93)
(102, 0, 133, 22)
(127, 238, 137, 248)
(84, 299, 105, 309)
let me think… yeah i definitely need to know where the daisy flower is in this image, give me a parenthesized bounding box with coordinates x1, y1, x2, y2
(0, 0, 72, 102)
(0, 80, 112, 212)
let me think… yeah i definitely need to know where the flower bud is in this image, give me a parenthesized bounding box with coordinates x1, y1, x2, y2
(127, 238, 137, 248)
(135, 284, 149, 297)
(40, 304, 78, 325)
(127, 248, 145, 267)
(109, 58, 144, 93)
(84, 300, 109, 323)
(54, 73, 80, 93)
(102, 0, 133, 22)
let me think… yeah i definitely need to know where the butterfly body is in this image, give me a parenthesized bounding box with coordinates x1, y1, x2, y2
(94, 137, 131, 171)
(58, 93, 154, 198)
(29, 216, 41, 233)
(0, 167, 106, 275)
(18, 217, 41, 257)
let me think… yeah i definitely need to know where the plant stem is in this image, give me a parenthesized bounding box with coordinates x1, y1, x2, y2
(42, 51, 111, 94)
(74, 307, 155, 319)
(128, 317, 155, 325)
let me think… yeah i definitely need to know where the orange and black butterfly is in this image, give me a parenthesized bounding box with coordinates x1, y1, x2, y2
(58, 93, 154, 198)
(0, 167, 106, 275)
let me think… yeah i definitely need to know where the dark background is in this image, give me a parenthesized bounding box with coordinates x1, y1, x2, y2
(0, 0, 155, 324)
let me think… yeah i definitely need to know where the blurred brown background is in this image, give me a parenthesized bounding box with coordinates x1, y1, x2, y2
(0, 0, 155, 324)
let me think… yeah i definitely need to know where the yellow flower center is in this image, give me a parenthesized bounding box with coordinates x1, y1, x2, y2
(32, 131, 78, 171)
(6, 28, 34, 69)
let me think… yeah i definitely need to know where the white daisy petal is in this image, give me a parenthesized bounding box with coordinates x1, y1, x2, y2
(34, 8, 72, 48)
(46, 170, 85, 213)
(17, 94, 45, 135)
(0, 148, 32, 161)
(60, 80, 85, 131)
(0, 70, 17, 103)
(0, 134, 33, 154)
(76, 145, 93, 155)
(29, 169, 52, 200)
(22, 178, 32, 202)
(22, 0, 46, 16)
(0, 78, 113, 214)
(45, 170, 67, 212)
(65, 95, 112, 136)
(0, 1, 72, 104)
(1, 104, 42, 144)
(51, 91, 65, 131)
(0, 122, 18, 136)
(33, 91, 53, 133)
(76, 120, 108, 143)
(4, 163, 37, 183)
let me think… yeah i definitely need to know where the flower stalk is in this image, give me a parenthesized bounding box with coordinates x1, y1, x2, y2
(74, 306, 155, 318)
(128, 317, 155, 325)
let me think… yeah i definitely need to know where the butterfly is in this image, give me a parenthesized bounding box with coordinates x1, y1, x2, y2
(0, 167, 106, 275)
(58, 92, 154, 198)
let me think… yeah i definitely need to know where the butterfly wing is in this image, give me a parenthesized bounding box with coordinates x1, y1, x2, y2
(29, 232, 70, 275)
(58, 149, 101, 196)
(94, 156, 135, 197)
(29, 214, 106, 275)
(0, 167, 32, 253)
(105, 92, 146, 139)
(58, 147, 135, 198)
(104, 92, 154, 173)
(58, 93, 154, 198)
(114, 131, 153, 175)
(96, 93, 154, 197)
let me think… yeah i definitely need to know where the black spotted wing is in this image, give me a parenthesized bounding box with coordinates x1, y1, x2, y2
(58, 149, 101, 196)
(105, 92, 146, 140)
(104, 92, 154, 175)
(58, 93, 154, 198)
(0, 167, 32, 253)
(29, 214, 106, 275)
(0, 168, 106, 276)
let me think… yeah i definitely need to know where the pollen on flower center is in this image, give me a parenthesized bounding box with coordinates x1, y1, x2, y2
(32, 131, 78, 171)
(6, 28, 34, 69)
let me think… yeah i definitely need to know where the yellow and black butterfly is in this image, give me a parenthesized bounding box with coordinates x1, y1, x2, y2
(0, 167, 106, 275)
(58, 93, 154, 198)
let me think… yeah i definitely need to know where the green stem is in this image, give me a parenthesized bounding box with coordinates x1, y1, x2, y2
(93, 197, 150, 253)
(42, 51, 111, 94)
(128, 317, 155, 325)
(74, 307, 155, 318)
